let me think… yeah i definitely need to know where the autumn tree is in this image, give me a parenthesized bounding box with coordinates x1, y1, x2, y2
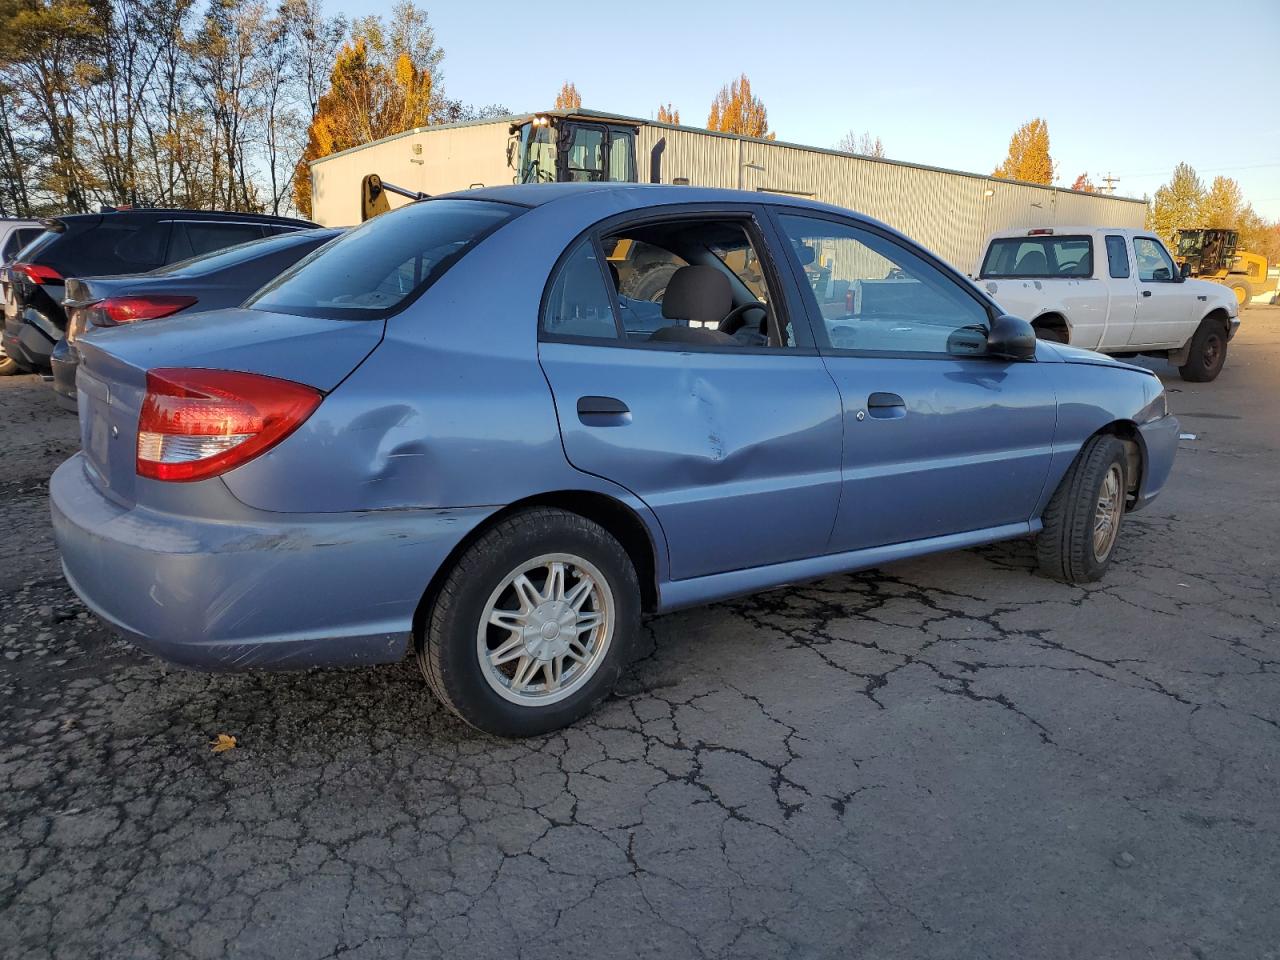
(707, 74, 773, 140)
(656, 103, 679, 125)
(293, 2, 443, 216)
(554, 81, 581, 111)
(836, 129, 884, 158)
(1070, 172, 1096, 193)
(993, 118, 1053, 185)
(1148, 162, 1204, 242)
(1201, 175, 1243, 228)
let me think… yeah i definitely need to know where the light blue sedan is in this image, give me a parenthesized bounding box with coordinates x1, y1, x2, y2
(50, 184, 1180, 736)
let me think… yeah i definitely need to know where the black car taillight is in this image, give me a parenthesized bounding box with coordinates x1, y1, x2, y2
(13, 262, 62, 284)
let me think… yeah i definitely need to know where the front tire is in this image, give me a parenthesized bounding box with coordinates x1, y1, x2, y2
(1178, 319, 1228, 382)
(418, 508, 641, 737)
(1036, 435, 1129, 584)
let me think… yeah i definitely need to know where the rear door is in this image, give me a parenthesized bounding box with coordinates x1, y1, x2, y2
(1131, 235, 1194, 347)
(772, 211, 1056, 553)
(537, 206, 844, 581)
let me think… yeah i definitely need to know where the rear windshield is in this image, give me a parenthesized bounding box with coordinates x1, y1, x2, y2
(980, 235, 1093, 279)
(150, 229, 337, 277)
(247, 200, 520, 320)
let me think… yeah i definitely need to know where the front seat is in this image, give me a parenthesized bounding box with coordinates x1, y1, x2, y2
(1015, 249, 1049, 275)
(649, 265, 737, 345)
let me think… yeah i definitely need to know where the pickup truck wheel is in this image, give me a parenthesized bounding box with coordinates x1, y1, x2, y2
(1036, 435, 1128, 584)
(418, 508, 641, 737)
(1178, 320, 1228, 382)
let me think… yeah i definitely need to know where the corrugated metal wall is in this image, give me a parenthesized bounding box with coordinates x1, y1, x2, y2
(637, 126, 1147, 275)
(310, 122, 510, 226)
(312, 120, 1147, 274)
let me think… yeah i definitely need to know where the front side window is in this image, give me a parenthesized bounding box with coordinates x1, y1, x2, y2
(248, 199, 520, 320)
(541, 240, 618, 340)
(981, 235, 1093, 278)
(600, 219, 793, 349)
(1133, 236, 1177, 282)
(778, 214, 990, 356)
(517, 124, 556, 183)
(1105, 235, 1130, 279)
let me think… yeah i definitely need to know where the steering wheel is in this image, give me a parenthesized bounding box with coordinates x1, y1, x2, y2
(717, 301, 769, 335)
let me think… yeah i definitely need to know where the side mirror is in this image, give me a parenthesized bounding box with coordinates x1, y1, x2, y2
(986, 314, 1037, 360)
(1179, 261, 1191, 279)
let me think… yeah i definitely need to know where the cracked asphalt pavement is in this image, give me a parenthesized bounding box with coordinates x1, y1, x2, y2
(2, 307, 1277, 959)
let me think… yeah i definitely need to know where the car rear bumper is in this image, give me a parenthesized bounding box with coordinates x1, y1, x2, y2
(1228, 317, 1241, 340)
(50, 453, 496, 671)
(1130, 414, 1180, 512)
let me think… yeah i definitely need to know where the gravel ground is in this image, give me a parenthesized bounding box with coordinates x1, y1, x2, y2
(2, 307, 1277, 960)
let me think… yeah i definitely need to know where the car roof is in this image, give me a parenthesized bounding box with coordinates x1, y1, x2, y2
(46, 209, 316, 227)
(453, 181, 830, 209)
(987, 226, 1148, 240)
(442, 181, 888, 230)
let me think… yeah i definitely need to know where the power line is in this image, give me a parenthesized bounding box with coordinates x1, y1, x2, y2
(1114, 161, 1280, 178)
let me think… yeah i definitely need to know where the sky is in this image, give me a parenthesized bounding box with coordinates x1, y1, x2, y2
(329, 0, 1280, 218)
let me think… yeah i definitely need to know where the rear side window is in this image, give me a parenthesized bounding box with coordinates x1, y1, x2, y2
(53, 220, 170, 273)
(152, 230, 334, 277)
(1105, 235, 1130, 278)
(167, 222, 267, 262)
(248, 199, 520, 320)
(981, 236, 1093, 278)
(541, 240, 619, 340)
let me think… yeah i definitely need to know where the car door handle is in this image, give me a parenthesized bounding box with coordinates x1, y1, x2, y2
(1142, 290, 1152, 297)
(576, 395, 631, 426)
(866, 392, 906, 419)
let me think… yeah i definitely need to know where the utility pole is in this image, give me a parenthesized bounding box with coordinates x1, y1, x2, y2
(1101, 172, 1119, 195)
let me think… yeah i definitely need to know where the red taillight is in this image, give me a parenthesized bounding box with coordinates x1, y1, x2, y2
(14, 262, 62, 284)
(136, 368, 322, 482)
(93, 295, 197, 326)
(1026, 229, 1054, 236)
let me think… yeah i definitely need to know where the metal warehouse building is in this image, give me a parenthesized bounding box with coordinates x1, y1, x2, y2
(309, 110, 1147, 274)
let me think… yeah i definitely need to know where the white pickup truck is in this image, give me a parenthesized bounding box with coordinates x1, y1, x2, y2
(977, 227, 1240, 381)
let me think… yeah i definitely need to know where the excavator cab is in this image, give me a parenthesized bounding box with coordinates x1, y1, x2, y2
(1175, 228, 1238, 277)
(508, 114, 640, 185)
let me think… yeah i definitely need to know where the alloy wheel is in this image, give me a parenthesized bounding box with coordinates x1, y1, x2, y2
(1092, 464, 1124, 562)
(476, 553, 614, 707)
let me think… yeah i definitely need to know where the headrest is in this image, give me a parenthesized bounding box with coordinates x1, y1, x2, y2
(661, 265, 732, 324)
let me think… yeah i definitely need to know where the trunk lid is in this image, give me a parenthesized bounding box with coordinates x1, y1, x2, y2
(75, 307, 384, 506)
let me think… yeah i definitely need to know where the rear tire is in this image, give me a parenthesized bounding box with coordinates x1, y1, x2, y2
(418, 508, 641, 737)
(1036, 435, 1129, 584)
(1178, 319, 1228, 382)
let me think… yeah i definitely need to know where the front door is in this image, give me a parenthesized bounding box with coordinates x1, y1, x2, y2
(771, 211, 1057, 553)
(537, 210, 843, 581)
(1131, 235, 1193, 348)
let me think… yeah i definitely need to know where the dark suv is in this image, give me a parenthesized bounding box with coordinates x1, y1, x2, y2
(1, 208, 314, 375)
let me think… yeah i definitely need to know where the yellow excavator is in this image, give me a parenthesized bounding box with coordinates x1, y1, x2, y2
(1174, 228, 1277, 307)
